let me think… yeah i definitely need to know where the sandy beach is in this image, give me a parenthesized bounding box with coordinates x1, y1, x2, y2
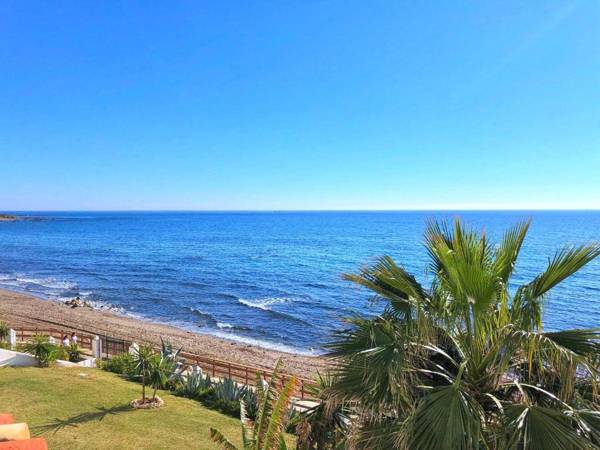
(0, 288, 328, 379)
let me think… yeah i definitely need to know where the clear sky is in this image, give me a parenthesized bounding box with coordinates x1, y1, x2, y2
(1, 1, 599, 211)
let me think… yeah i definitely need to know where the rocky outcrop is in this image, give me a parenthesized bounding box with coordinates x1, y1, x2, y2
(64, 297, 93, 309)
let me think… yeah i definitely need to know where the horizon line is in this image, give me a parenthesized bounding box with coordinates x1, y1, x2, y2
(4, 208, 600, 213)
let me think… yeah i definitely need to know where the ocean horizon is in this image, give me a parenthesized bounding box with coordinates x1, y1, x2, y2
(1, 210, 599, 354)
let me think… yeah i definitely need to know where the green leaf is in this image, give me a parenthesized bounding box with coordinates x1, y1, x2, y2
(407, 384, 482, 450)
(521, 244, 600, 300)
(210, 427, 240, 450)
(543, 328, 600, 357)
(343, 256, 427, 319)
(493, 219, 530, 282)
(505, 405, 589, 450)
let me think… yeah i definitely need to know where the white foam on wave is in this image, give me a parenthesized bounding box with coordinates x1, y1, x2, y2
(216, 322, 234, 329)
(238, 297, 291, 311)
(207, 329, 321, 356)
(0, 273, 78, 292)
(0, 272, 126, 314)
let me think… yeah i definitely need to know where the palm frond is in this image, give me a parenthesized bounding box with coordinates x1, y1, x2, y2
(504, 405, 589, 450)
(343, 256, 427, 319)
(493, 219, 530, 283)
(573, 409, 600, 443)
(240, 400, 256, 448)
(327, 316, 414, 407)
(263, 376, 297, 450)
(406, 382, 483, 450)
(210, 427, 240, 450)
(544, 328, 600, 357)
(254, 363, 281, 446)
(521, 244, 600, 301)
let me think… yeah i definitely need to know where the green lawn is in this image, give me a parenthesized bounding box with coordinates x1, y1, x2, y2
(0, 367, 249, 449)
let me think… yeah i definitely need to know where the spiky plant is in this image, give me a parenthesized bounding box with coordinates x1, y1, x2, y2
(22, 334, 59, 367)
(147, 352, 176, 402)
(131, 343, 155, 403)
(159, 336, 182, 363)
(210, 359, 297, 450)
(178, 368, 212, 398)
(329, 219, 600, 449)
(213, 377, 249, 403)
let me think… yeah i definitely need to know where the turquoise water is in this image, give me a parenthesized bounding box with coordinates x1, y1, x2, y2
(0, 211, 598, 354)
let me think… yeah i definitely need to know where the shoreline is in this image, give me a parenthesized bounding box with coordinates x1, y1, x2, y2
(0, 288, 328, 378)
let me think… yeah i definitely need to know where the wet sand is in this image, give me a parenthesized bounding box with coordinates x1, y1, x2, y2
(0, 289, 328, 378)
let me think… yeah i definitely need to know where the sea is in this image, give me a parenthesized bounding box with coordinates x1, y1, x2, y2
(0, 211, 598, 354)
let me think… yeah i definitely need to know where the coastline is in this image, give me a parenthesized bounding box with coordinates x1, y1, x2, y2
(0, 288, 328, 378)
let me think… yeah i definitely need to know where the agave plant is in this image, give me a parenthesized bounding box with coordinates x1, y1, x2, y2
(210, 359, 297, 450)
(178, 367, 213, 398)
(213, 377, 249, 403)
(160, 336, 182, 363)
(329, 219, 600, 449)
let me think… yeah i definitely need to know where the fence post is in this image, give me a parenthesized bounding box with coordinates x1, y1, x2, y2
(8, 329, 17, 349)
(92, 336, 102, 359)
(129, 342, 139, 355)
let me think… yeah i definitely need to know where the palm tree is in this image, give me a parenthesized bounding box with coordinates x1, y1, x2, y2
(22, 334, 59, 367)
(294, 373, 348, 450)
(210, 360, 297, 450)
(328, 219, 600, 449)
(148, 352, 176, 402)
(131, 343, 155, 403)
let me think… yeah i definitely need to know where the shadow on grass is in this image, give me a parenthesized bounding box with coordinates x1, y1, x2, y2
(31, 404, 134, 435)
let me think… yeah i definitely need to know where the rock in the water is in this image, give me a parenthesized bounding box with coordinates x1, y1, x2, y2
(65, 297, 84, 308)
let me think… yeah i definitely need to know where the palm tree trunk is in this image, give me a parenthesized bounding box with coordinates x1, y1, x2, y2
(142, 375, 146, 402)
(153, 386, 158, 402)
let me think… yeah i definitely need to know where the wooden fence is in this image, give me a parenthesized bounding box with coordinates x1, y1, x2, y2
(11, 326, 316, 401)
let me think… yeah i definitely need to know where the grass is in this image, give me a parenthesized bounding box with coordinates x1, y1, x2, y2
(0, 367, 252, 449)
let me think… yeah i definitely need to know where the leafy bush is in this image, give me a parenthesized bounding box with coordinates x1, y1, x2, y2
(22, 334, 60, 367)
(56, 346, 69, 361)
(99, 352, 137, 377)
(0, 321, 9, 343)
(0, 342, 11, 350)
(67, 343, 81, 362)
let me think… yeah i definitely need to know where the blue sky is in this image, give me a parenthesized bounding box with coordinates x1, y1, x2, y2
(1, 1, 599, 210)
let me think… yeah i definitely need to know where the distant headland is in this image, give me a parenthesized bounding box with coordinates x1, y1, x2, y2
(0, 214, 19, 221)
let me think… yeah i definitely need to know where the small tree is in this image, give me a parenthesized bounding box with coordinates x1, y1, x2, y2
(148, 353, 175, 402)
(0, 321, 9, 343)
(131, 344, 155, 403)
(210, 359, 297, 450)
(22, 334, 59, 367)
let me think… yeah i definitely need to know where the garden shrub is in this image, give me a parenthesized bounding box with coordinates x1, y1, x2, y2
(99, 352, 136, 377)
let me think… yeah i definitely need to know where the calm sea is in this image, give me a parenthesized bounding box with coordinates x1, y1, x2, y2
(0, 211, 598, 354)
